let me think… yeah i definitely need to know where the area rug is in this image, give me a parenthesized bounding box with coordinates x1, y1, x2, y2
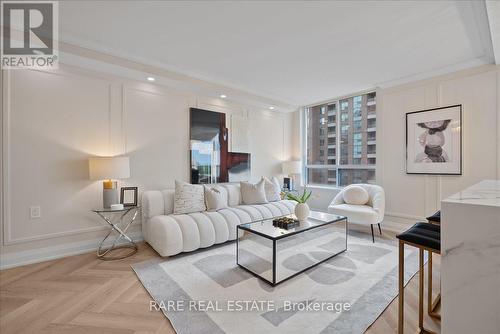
(133, 230, 421, 334)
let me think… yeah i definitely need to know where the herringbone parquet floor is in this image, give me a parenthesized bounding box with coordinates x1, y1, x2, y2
(0, 221, 440, 334)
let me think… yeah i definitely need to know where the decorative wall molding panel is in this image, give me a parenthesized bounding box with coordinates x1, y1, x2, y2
(1, 65, 293, 262)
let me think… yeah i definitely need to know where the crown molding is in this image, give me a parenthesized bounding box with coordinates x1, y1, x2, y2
(58, 42, 298, 113)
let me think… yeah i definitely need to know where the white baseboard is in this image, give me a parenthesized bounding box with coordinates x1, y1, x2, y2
(0, 231, 143, 270)
(385, 211, 426, 223)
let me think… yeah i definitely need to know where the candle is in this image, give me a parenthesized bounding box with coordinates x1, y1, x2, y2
(103, 179, 115, 189)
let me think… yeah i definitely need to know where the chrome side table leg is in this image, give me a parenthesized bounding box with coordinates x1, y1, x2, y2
(94, 207, 139, 260)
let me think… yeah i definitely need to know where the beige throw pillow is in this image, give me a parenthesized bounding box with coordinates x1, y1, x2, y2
(263, 177, 281, 202)
(204, 185, 228, 211)
(240, 180, 268, 205)
(174, 180, 206, 214)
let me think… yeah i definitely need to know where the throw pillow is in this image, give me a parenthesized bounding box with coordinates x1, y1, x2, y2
(204, 185, 228, 211)
(342, 185, 369, 205)
(240, 180, 268, 205)
(174, 180, 206, 214)
(220, 183, 241, 206)
(263, 177, 281, 202)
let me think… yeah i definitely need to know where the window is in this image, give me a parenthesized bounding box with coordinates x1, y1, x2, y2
(353, 133, 362, 159)
(305, 92, 376, 187)
(340, 101, 349, 111)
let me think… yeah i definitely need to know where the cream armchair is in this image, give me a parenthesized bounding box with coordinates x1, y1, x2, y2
(328, 184, 385, 242)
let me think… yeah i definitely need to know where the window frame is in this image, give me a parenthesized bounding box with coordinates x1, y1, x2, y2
(302, 90, 377, 188)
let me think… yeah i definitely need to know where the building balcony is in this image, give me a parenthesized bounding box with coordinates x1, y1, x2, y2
(367, 113, 376, 119)
(367, 140, 376, 145)
(327, 133, 336, 138)
(367, 153, 376, 158)
(367, 100, 376, 106)
(367, 127, 376, 132)
(328, 144, 336, 149)
(328, 122, 336, 127)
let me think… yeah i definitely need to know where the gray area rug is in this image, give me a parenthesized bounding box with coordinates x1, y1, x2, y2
(133, 230, 421, 334)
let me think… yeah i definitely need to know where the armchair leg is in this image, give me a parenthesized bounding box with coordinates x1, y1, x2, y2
(378, 223, 382, 235)
(371, 224, 375, 243)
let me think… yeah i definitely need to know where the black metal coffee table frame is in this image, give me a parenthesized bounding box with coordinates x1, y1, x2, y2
(236, 213, 347, 286)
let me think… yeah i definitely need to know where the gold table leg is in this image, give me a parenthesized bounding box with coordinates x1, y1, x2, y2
(398, 240, 404, 334)
(427, 251, 441, 319)
(416, 248, 438, 334)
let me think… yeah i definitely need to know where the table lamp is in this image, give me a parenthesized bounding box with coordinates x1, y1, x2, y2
(89, 156, 130, 208)
(282, 160, 302, 191)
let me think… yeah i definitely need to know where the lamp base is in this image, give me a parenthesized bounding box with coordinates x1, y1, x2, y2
(103, 181, 118, 208)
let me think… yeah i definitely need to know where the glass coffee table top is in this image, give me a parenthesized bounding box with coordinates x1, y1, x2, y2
(238, 211, 345, 240)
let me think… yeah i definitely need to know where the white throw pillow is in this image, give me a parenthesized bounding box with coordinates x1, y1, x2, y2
(174, 180, 206, 214)
(220, 183, 241, 207)
(204, 185, 228, 211)
(263, 177, 281, 202)
(342, 185, 369, 205)
(240, 180, 268, 205)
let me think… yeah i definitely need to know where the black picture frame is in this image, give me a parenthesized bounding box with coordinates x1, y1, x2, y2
(120, 187, 138, 207)
(405, 104, 462, 175)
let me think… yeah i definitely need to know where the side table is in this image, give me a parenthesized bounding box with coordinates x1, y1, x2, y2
(92, 206, 140, 260)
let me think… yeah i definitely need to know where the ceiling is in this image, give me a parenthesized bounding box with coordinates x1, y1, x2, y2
(58, 1, 497, 109)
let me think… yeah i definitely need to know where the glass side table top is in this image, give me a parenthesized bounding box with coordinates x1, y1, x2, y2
(92, 206, 140, 213)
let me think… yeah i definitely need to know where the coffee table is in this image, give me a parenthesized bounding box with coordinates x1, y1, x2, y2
(236, 211, 347, 286)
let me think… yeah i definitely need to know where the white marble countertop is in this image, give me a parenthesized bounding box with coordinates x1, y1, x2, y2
(442, 179, 500, 207)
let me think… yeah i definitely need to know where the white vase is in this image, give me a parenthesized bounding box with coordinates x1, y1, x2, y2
(295, 203, 310, 221)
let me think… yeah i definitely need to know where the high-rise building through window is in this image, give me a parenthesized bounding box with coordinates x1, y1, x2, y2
(305, 92, 376, 187)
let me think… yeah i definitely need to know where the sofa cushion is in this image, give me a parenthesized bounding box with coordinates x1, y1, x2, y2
(147, 215, 183, 256)
(169, 214, 201, 252)
(204, 185, 228, 211)
(187, 212, 216, 248)
(202, 212, 229, 244)
(329, 203, 379, 225)
(240, 180, 268, 205)
(263, 177, 281, 202)
(343, 185, 369, 205)
(174, 180, 206, 214)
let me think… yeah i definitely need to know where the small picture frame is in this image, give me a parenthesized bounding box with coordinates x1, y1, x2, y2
(120, 187, 138, 207)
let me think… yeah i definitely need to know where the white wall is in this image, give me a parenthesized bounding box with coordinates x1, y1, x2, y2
(379, 65, 499, 219)
(302, 65, 500, 218)
(0, 65, 294, 268)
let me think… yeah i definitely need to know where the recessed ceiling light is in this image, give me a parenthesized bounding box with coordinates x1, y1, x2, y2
(146, 76, 155, 82)
(220, 94, 227, 99)
(269, 106, 275, 110)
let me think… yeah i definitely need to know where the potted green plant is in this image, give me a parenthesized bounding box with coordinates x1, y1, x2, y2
(286, 188, 312, 221)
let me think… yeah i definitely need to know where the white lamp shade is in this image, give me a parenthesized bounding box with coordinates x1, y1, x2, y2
(89, 156, 130, 180)
(282, 161, 302, 175)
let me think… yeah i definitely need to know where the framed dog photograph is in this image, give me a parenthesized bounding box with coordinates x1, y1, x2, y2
(406, 105, 462, 175)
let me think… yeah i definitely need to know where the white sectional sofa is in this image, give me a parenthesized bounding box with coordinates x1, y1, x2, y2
(142, 183, 296, 256)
